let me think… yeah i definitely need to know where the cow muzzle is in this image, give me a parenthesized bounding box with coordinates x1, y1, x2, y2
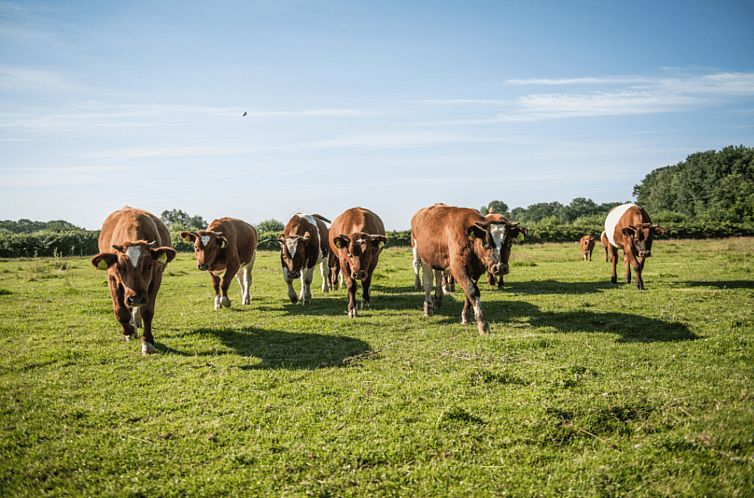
(489, 263, 509, 276)
(352, 271, 366, 280)
(197, 263, 209, 271)
(639, 250, 651, 258)
(127, 295, 148, 306)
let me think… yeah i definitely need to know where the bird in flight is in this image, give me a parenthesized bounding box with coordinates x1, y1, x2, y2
(242, 111, 247, 117)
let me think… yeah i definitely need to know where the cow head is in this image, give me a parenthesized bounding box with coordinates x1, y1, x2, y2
(468, 221, 528, 276)
(621, 223, 665, 258)
(333, 232, 387, 281)
(277, 232, 311, 280)
(181, 230, 228, 271)
(91, 241, 176, 306)
(580, 235, 595, 248)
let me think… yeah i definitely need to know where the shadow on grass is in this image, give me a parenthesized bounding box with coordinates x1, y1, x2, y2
(500, 279, 616, 295)
(681, 280, 754, 289)
(158, 326, 372, 369)
(427, 298, 696, 343)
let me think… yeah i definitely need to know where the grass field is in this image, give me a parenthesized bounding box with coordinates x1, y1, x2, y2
(1, 238, 753, 496)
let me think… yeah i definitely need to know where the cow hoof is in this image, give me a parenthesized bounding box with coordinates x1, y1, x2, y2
(141, 343, 156, 354)
(214, 296, 222, 309)
(243, 296, 251, 305)
(348, 308, 358, 318)
(423, 302, 433, 317)
(123, 333, 136, 342)
(477, 321, 490, 335)
(361, 301, 370, 310)
(221, 297, 231, 308)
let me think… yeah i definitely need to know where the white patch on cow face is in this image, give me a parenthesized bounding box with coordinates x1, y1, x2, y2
(488, 224, 506, 263)
(200, 235, 211, 247)
(285, 237, 299, 258)
(125, 246, 141, 268)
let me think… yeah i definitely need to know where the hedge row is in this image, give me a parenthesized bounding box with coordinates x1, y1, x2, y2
(1, 223, 752, 258)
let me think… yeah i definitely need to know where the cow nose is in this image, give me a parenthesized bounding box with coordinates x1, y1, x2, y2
(127, 295, 146, 306)
(198, 263, 208, 270)
(490, 264, 501, 275)
(352, 271, 365, 280)
(640, 251, 651, 258)
(500, 263, 510, 275)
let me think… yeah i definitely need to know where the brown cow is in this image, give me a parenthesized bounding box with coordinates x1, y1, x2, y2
(600, 230, 610, 262)
(484, 213, 528, 290)
(579, 235, 596, 261)
(91, 207, 176, 354)
(411, 204, 527, 334)
(329, 207, 387, 318)
(181, 218, 257, 309)
(603, 203, 664, 289)
(278, 213, 332, 304)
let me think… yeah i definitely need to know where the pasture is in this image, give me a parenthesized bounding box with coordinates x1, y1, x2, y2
(1, 238, 752, 496)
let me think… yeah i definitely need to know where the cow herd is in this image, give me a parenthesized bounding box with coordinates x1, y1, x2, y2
(91, 203, 664, 354)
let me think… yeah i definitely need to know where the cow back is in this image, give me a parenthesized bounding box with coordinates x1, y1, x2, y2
(330, 207, 386, 243)
(208, 217, 258, 266)
(98, 207, 171, 250)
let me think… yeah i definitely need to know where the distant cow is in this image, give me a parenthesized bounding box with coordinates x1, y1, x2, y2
(182, 218, 258, 309)
(600, 230, 610, 262)
(604, 203, 664, 289)
(277, 213, 332, 304)
(411, 204, 527, 334)
(329, 207, 387, 318)
(91, 207, 176, 354)
(579, 235, 596, 261)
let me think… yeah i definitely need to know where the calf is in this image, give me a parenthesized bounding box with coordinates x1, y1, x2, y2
(604, 203, 664, 289)
(91, 207, 176, 354)
(579, 235, 596, 261)
(329, 207, 387, 318)
(182, 217, 257, 309)
(411, 204, 527, 334)
(278, 213, 332, 304)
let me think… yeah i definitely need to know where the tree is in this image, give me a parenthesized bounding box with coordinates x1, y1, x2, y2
(256, 219, 284, 232)
(160, 209, 206, 230)
(480, 200, 509, 217)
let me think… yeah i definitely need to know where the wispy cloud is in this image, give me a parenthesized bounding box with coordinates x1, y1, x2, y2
(505, 76, 654, 86)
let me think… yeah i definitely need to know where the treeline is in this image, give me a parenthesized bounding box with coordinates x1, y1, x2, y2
(2, 145, 752, 257)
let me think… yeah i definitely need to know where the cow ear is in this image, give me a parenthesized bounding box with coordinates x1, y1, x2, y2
(622, 226, 636, 237)
(181, 231, 197, 242)
(369, 234, 387, 248)
(653, 225, 665, 236)
(91, 252, 117, 270)
(334, 234, 349, 249)
(467, 222, 488, 241)
(151, 247, 177, 264)
(217, 236, 228, 248)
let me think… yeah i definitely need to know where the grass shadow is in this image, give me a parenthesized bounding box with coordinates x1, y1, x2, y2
(177, 326, 373, 369)
(681, 280, 754, 289)
(500, 279, 616, 295)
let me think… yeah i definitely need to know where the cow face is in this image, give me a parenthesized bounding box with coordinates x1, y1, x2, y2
(333, 232, 387, 281)
(468, 222, 528, 276)
(580, 236, 595, 249)
(181, 231, 228, 271)
(278, 232, 310, 280)
(621, 224, 664, 258)
(91, 241, 176, 306)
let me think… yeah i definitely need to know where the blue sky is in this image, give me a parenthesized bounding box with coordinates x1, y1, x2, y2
(1, 0, 753, 229)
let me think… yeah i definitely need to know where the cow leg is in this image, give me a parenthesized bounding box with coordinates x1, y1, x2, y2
(320, 259, 329, 293)
(210, 273, 222, 309)
(487, 272, 496, 288)
(130, 306, 142, 329)
(624, 255, 632, 284)
(139, 270, 164, 354)
(457, 273, 488, 334)
(361, 274, 372, 310)
(242, 252, 255, 305)
(109, 276, 136, 340)
(461, 296, 472, 325)
(301, 266, 315, 305)
(412, 244, 422, 291)
(604, 246, 609, 263)
(220, 264, 239, 308)
(497, 274, 505, 291)
(433, 269, 444, 309)
(342, 260, 358, 317)
(609, 246, 619, 284)
(422, 262, 434, 316)
(589, 248, 593, 261)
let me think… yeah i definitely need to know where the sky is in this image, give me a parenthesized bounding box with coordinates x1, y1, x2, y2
(1, 0, 753, 230)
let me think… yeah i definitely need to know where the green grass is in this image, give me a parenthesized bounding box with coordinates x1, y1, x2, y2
(1, 238, 753, 496)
